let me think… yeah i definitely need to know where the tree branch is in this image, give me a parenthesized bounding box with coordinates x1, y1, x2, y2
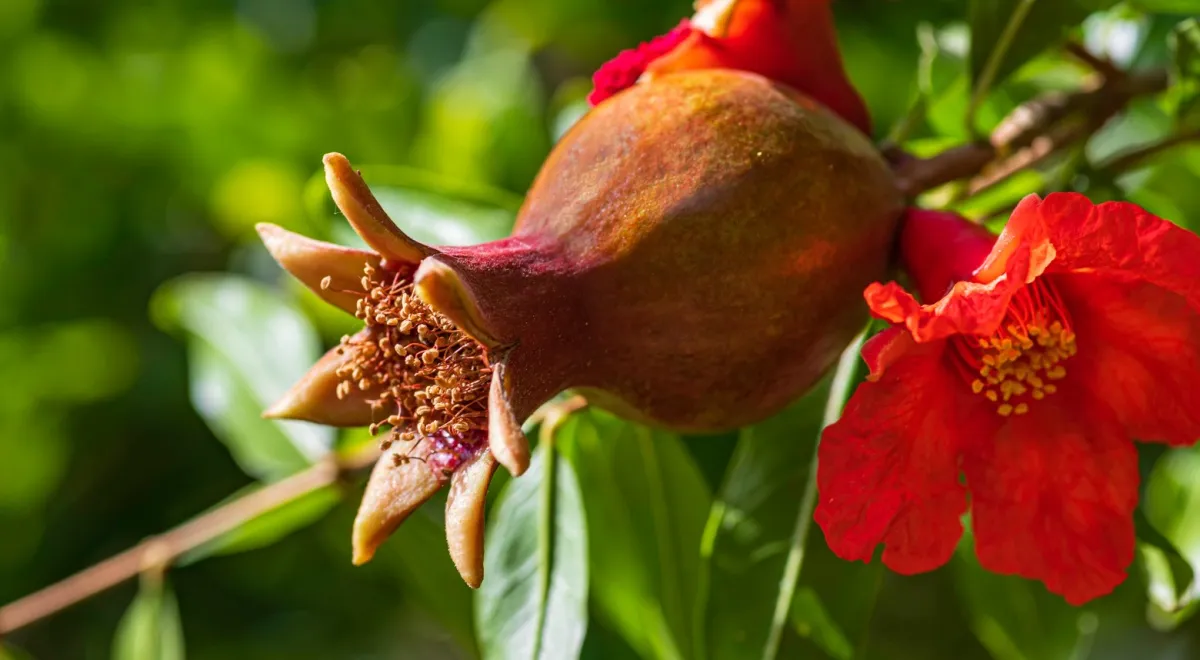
(1098, 128, 1200, 174)
(0, 449, 380, 636)
(895, 68, 1169, 198)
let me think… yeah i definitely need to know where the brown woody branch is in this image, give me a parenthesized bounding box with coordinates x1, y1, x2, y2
(894, 68, 1169, 198)
(0, 449, 380, 636)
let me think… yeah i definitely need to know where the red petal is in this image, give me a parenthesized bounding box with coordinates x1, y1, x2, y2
(864, 277, 1018, 344)
(649, 0, 871, 133)
(964, 387, 1138, 605)
(899, 208, 998, 303)
(816, 340, 990, 574)
(999, 193, 1200, 307)
(870, 207, 1056, 344)
(588, 20, 694, 106)
(859, 326, 916, 381)
(1057, 273, 1200, 446)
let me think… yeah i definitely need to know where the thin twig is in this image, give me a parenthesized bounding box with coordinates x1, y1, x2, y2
(1097, 128, 1200, 174)
(896, 68, 1169, 198)
(1065, 41, 1122, 79)
(0, 449, 380, 635)
(966, 0, 1038, 136)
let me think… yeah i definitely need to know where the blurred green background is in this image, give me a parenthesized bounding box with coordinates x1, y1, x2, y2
(2, 0, 1200, 658)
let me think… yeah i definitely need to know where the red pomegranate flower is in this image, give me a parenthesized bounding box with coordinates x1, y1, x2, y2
(589, 0, 872, 134)
(815, 194, 1200, 604)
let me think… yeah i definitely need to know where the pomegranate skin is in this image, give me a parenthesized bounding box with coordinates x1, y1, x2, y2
(435, 69, 903, 432)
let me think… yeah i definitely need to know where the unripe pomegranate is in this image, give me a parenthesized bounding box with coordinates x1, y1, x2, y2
(258, 69, 901, 586)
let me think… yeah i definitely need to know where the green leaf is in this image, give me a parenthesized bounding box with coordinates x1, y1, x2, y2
(1168, 18, 1200, 127)
(112, 576, 186, 660)
(558, 409, 712, 660)
(1136, 508, 1196, 610)
(152, 274, 332, 480)
(954, 535, 1092, 660)
(0, 644, 36, 660)
(476, 443, 589, 660)
(177, 483, 341, 565)
(789, 588, 853, 660)
(1141, 446, 1200, 627)
(699, 333, 866, 660)
(699, 398, 827, 660)
(1130, 1, 1200, 13)
(969, 0, 1120, 90)
(313, 165, 520, 248)
(378, 506, 480, 652)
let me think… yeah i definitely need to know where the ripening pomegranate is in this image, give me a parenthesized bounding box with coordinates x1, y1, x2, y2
(258, 68, 902, 585)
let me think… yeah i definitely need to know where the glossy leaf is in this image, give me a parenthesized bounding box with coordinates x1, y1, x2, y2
(1142, 446, 1200, 628)
(476, 444, 589, 660)
(177, 484, 341, 566)
(969, 0, 1120, 90)
(379, 506, 480, 652)
(152, 275, 332, 479)
(954, 535, 1090, 660)
(1130, 0, 1200, 12)
(558, 409, 711, 660)
(789, 588, 853, 660)
(112, 577, 186, 660)
(699, 397, 827, 659)
(1168, 18, 1200, 127)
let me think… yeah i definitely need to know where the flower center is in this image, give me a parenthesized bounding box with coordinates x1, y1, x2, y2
(331, 262, 492, 477)
(951, 279, 1077, 417)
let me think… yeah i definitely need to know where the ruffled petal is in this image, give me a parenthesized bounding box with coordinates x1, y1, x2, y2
(859, 326, 916, 381)
(1057, 273, 1200, 446)
(589, 1, 870, 133)
(997, 193, 1200, 308)
(588, 20, 694, 106)
(256, 223, 380, 315)
(868, 208, 1057, 344)
(964, 386, 1138, 605)
(864, 277, 1018, 344)
(263, 332, 387, 427)
(816, 339, 990, 574)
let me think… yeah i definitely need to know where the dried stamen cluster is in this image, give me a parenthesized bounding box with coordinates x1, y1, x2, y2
(329, 262, 492, 477)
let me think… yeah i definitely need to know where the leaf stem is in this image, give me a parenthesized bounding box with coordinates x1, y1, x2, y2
(761, 332, 867, 660)
(0, 449, 379, 635)
(966, 0, 1039, 137)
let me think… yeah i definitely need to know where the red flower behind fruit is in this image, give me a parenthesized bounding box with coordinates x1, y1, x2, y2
(815, 194, 1200, 604)
(589, 0, 872, 134)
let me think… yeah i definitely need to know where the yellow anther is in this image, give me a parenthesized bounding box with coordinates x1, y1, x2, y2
(980, 365, 991, 377)
(982, 355, 997, 366)
(998, 404, 1014, 416)
(1046, 365, 1066, 380)
(1031, 389, 1045, 400)
(1044, 384, 1057, 394)
(1014, 403, 1029, 415)
(971, 379, 985, 394)
(986, 390, 999, 402)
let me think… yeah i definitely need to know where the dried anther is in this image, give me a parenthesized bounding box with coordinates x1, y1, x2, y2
(335, 260, 492, 465)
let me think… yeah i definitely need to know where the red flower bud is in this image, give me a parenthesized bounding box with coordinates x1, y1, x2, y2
(590, 0, 872, 134)
(260, 69, 901, 585)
